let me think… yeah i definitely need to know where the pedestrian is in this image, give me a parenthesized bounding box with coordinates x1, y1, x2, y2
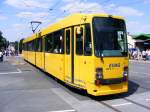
(0, 50, 3, 62)
(142, 50, 146, 60)
(147, 49, 150, 61)
(133, 50, 138, 60)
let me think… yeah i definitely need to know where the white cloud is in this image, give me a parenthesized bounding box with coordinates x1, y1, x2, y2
(114, 6, 144, 17)
(0, 15, 7, 20)
(61, 1, 143, 17)
(12, 23, 30, 30)
(127, 21, 150, 34)
(141, 0, 150, 4)
(63, 0, 80, 3)
(16, 12, 49, 20)
(5, 0, 53, 9)
(61, 0, 105, 14)
(105, 4, 144, 17)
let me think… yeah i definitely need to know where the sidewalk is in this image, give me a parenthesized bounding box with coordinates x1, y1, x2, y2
(129, 59, 150, 63)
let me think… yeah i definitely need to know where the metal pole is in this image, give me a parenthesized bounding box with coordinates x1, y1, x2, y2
(18, 40, 19, 56)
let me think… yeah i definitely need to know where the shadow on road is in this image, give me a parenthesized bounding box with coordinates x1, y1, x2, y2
(28, 62, 140, 101)
(44, 70, 140, 101)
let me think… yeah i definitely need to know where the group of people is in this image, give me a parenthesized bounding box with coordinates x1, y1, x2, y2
(130, 49, 150, 61)
(0, 49, 17, 62)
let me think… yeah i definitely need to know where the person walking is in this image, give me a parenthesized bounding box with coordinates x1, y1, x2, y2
(0, 50, 3, 62)
(142, 50, 146, 61)
(147, 49, 150, 61)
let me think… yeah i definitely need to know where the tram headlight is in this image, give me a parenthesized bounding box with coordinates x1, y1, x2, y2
(95, 68, 103, 85)
(123, 67, 128, 81)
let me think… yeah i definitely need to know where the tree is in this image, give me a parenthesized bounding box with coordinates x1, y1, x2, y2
(0, 31, 9, 50)
(19, 38, 24, 54)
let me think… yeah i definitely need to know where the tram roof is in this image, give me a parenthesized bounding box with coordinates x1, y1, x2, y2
(23, 13, 124, 43)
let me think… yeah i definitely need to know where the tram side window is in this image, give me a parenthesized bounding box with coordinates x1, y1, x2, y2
(45, 34, 53, 53)
(28, 42, 32, 51)
(28, 41, 35, 51)
(53, 30, 64, 54)
(24, 43, 26, 51)
(23, 44, 25, 51)
(76, 27, 83, 55)
(25, 43, 28, 51)
(32, 40, 35, 51)
(22, 44, 25, 50)
(36, 38, 42, 52)
(26, 43, 28, 51)
(84, 24, 92, 56)
(66, 30, 70, 54)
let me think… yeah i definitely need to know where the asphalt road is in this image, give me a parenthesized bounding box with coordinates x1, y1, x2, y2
(0, 56, 150, 112)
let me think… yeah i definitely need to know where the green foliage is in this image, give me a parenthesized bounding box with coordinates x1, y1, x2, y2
(0, 31, 9, 50)
(19, 38, 24, 54)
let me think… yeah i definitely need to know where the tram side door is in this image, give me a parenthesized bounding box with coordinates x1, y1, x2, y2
(74, 25, 93, 87)
(74, 26, 84, 86)
(64, 28, 72, 83)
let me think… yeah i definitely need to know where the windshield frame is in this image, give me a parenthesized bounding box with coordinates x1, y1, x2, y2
(92, 16, 128, 57)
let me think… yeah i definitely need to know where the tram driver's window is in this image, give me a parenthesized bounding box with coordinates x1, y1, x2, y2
(84, 24, 92, 56)
(76, 27, 83, 55)
(66, 30, 70, 54)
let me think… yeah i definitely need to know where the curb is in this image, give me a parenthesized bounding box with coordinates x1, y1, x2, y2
(129, 60, 150, 64)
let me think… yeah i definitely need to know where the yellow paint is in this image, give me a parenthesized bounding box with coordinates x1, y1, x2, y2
(86, 82, 128, 96)
(27, 51, 36, 65)
(64, 28, 72, 83)
(22, 13, 128, 96)
(35, 52, 42, 68)
(45, 53, 64, 81)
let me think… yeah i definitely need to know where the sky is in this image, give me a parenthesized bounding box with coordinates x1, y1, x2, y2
(0, 0, 150, 42)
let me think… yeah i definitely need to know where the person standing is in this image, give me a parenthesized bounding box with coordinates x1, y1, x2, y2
(142, 50, 146, 60)
(147, 49, 150, 61)
(0, 50, 3, 62)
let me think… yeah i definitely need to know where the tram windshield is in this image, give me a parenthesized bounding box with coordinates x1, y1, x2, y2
(93, 17, 128, 57)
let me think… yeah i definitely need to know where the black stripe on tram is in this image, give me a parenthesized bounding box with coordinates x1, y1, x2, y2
(71, 27, 74, 83)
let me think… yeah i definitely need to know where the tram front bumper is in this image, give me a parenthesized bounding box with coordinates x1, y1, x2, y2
(86, 82, 128, 96)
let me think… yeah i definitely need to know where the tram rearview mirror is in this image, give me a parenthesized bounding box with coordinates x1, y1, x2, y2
(76, 27, 81, 34)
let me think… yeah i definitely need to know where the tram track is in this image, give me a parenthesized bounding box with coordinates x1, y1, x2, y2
(124, 98, 150, 111)
(98, 96, 150, 112)
(140, 86, 150, 91)
(99, 101, 122, 112)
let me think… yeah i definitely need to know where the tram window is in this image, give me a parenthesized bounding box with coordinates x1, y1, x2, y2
(23, 44, 25, 51)
(36, 38, 42, 52)
(35, 39, 38, 51)
(26, 43, 28, 51)
(24, 43, 26, 51)
(32, 40, 35, 51)
(76, 27, 83, 55)
(66, 30, 70, 54)
(84, 24, 92, 56)
(53, 30, 64, 54)
(22, 44, 24, 50)
(28, 41, 32, 51)
(45, 34, 53, 53)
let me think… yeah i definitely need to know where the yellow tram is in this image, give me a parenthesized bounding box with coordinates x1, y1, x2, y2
(22, 13, 129, 96)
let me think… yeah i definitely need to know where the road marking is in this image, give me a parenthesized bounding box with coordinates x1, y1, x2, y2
(17, 68, 22, 73)
(112, 103, 132, 107)
(0, 68, 22, 75)
(48, 109, 76, 112)
(145, 99, 150, 101)
(129, 60, 150, 64)
(130, 71, 150, 76)
(11, 62, 25, 65)
(145, 81, 150, 84)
